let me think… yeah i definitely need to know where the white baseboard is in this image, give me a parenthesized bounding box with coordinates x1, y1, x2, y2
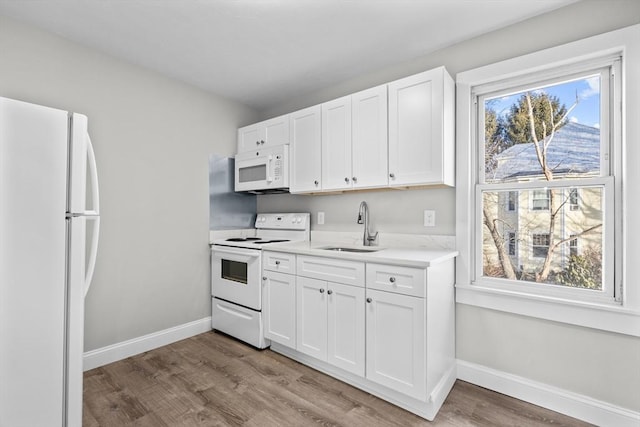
(83, 317, 212, 371)
(457, 360, 640, 427)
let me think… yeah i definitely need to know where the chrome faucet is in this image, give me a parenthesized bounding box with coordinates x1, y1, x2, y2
(357, 201, 378, 246)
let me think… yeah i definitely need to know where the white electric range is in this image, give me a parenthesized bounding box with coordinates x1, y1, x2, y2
(210, 213, 310, 348)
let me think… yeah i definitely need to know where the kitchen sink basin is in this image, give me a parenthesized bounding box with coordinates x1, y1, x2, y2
(320, 246, 382, 253)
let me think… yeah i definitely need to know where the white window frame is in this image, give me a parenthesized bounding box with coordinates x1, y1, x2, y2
(456, 25, 640, 337)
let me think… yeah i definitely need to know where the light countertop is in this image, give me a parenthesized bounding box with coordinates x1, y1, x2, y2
(262, 240, 458, 268)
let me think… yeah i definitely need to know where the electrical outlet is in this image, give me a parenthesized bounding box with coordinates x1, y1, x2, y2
(423, 210, 435, 227)
(317, 211, 325, 225)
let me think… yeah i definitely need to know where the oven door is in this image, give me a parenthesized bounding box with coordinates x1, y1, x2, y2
(211, 245, 262, 310)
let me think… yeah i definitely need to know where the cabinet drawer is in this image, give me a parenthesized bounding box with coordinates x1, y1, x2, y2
(297, 256, 364, 287)
(366, 263, 425, 298)
(263, 252, 296, 274)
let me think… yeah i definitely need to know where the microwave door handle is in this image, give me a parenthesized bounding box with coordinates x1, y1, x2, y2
(266, 155, 274, 183)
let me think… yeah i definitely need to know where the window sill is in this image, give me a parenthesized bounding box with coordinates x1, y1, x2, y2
(455, 283, 640, 337)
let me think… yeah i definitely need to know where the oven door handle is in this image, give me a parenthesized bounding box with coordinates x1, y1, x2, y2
(211, 246, 262, 259)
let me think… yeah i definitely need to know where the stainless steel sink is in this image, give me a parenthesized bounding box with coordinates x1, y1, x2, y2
(320, 246, 382, 253)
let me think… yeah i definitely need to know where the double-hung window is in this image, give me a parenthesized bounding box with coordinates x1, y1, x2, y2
(475, 58, 619, 304)
(456, 25, 639, 336)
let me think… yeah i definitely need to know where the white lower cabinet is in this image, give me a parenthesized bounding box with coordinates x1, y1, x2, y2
(264, 252, 455, 421)
(327, 282, 365, 375)
(296, 276, 327, 359)
(263, 270, 296, 348)
(296, 276, 365, 376)
(365, 288, 426, 400)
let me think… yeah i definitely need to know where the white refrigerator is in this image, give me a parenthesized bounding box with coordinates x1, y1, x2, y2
(0, 97, 100, 426)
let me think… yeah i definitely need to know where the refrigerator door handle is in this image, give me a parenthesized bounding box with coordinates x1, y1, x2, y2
(84, 134, 100, 296)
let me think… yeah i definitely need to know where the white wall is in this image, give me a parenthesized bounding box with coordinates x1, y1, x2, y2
(0, 16, 257, 351)
(257, 0, 640, 413)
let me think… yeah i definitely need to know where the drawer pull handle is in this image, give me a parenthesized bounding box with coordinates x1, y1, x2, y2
(366, 297, 372, 303)
(389, 277, 396, 283)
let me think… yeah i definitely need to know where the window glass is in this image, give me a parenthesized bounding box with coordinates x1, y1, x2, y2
(484, 75, 601, 184)
(481, 185, 605, 290)
(478, 68, 610, 295)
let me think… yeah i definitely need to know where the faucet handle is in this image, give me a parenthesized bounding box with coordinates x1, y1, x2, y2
(367, 231, 379, 243)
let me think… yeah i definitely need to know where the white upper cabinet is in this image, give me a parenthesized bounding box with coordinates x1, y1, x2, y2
(388, 66, 454, 187)
(237, 114, 290, 153)
(321, 86, 388, 192)
(321, 96, 352, 191)
(290, 106, 322, 193)
(352, 85, 388, 189)
(239, 65, 454, 193)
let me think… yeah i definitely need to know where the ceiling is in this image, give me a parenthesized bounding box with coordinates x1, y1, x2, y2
(0, 0, 577, 111)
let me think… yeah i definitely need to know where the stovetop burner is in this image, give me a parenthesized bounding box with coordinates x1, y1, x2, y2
(252, 239, 290, 244)
(225, 237, 261, 242)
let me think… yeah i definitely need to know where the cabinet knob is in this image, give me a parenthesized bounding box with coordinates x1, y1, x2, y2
(389, 277, 396, 283)
(319, 288, 325, 294)
(314, 180, 319, 186)
(389, 173, 395, 179)
(327, 289, 333, 295)
(366, 297, 372, 303)
(344, 177, 350, 183)
(260, 140, 265, 145)
(275, 260, 280, 265)
(256, 141, 260, 146)
(352, 176, 357, 182)
(262, 276, 267, 281)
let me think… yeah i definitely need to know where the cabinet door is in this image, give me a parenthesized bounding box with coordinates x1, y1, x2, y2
(296, 276, 327, 360)
(237, 124, 260, 153)
(290, 106, 322, 193)
(322, 96, 352, 191)
(365, 289, 426, 400)
(388, 68, 445, 186)
(263, 271, 296, 348)
(262, 115, 290, 148)
(327, 282, 365, 376)
(352, 85, 388, 188)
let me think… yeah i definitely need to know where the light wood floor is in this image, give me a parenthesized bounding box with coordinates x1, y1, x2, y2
(83, 331, 592, 426)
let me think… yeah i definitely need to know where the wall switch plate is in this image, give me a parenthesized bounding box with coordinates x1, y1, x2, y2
(317, 211, 325, 225)
(423, 210, 435, 227)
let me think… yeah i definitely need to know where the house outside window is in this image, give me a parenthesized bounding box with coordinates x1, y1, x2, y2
(531, 189, 550, 211)
(508, 191, 517, 211)
(508, 232, 516, 256)
(532, 233, 550, 258)
(569, 188, 579, 211)
(570, 234, 578, 257)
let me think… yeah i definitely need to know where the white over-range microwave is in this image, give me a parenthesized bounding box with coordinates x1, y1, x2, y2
(234, 145, 289, 194)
